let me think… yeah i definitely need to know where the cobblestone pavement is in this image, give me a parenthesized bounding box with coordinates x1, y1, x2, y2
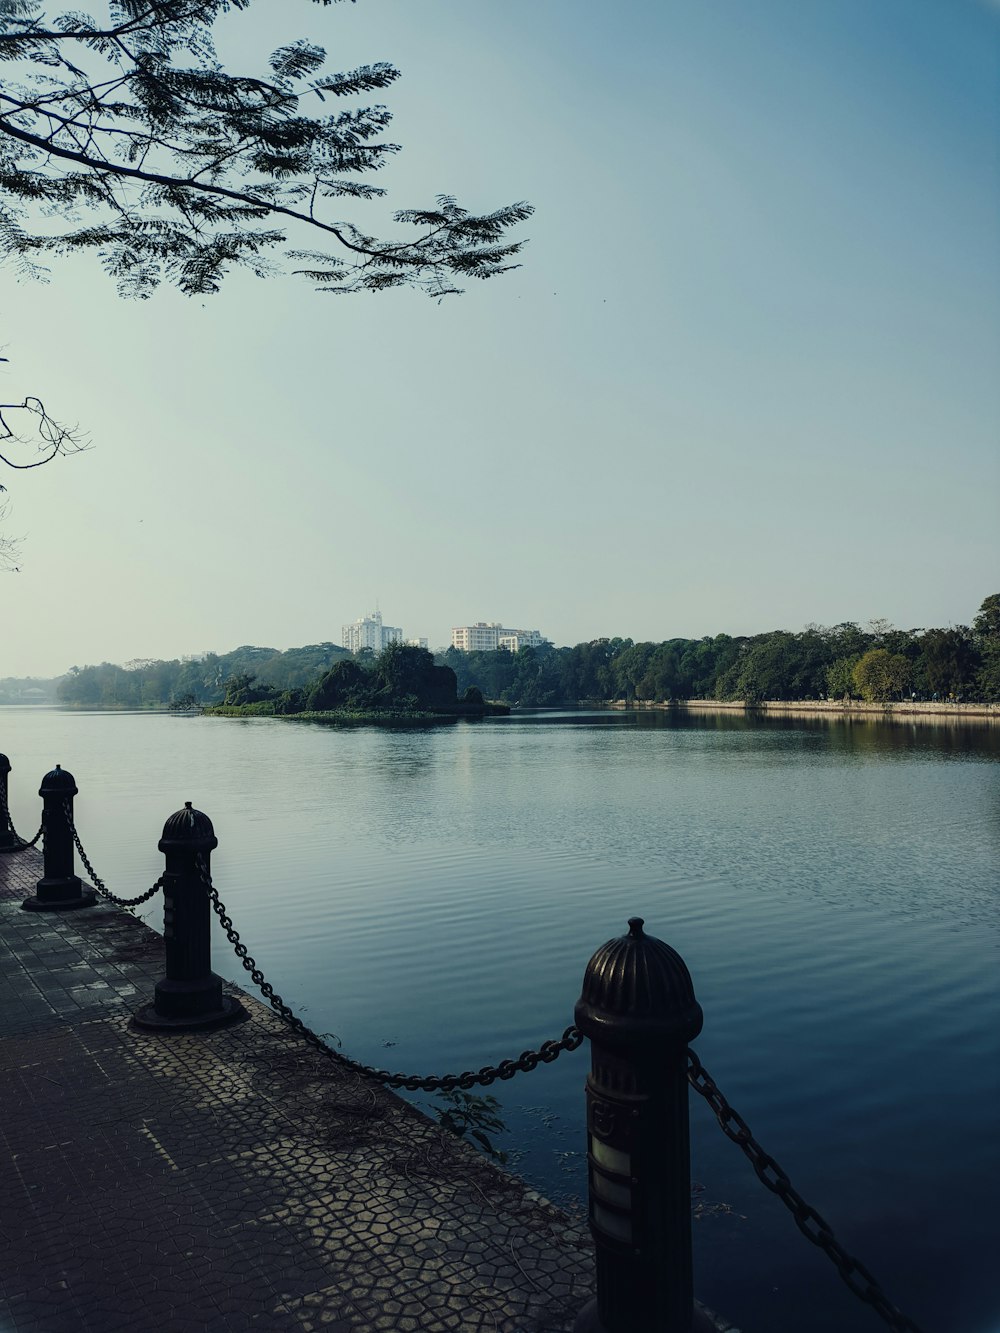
(0, 848, 597, 1332)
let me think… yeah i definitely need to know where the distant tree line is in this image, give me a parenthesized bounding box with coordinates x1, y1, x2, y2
(57, 643, 352, 709)
(0, 676, 60, 704)
(437, 594, 1000, 707)
(55, 641, 480, 716)
(49, 594, 1000, 710)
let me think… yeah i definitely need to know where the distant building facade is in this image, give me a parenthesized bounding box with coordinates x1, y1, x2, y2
(451, 622, 545, 653)
(342, 610, 403, 654)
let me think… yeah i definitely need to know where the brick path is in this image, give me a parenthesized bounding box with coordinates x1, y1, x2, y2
(1, 844, 741, 1333)
(0, 846, 598, 1332)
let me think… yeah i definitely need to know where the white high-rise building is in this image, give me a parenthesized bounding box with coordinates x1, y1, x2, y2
(451, 622, 545, 652)
(342, 610, 404, 654)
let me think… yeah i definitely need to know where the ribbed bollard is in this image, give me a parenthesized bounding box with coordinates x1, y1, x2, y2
(133, 803, 247, 1031)
(574, 918, 713, 1333)
(22, 765, 96, 911)
(0, 753, 17, 851)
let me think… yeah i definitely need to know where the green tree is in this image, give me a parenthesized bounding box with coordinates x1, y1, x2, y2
(822, 622, 869, 659)
(258, 643, 350, 691)
(972, 593, 1000, 640)
(437, 646, 474, 695)
(172, 654, 223, 705)
(866, 619, 921, 660)
(472, 648, 519, 701)
(505, 645, 538, 704)
(371, 641, 457, 710)
(306, 659, 368, 711)
(636, 642, 684, 701)
(788, 626, 837, 697)
(58, 663, 102, 705)
(612, 642, 657, 702)
(222, 671, 278, 706)
(914, 627, 978, 698)
(0, 1, 531, 561)
(826, 655, 860, 700)
(687, 635, 740, 699)
(972, 593, 1000, 699)
(852, 649, 911, 703)
(729, 631, 799, 702)
(575, 638, 628, 699)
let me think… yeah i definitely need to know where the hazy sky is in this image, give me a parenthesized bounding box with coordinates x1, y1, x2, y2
(2, 0, 998, 677)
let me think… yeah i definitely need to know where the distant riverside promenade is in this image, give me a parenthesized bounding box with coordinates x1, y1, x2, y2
(0, 846, 597, 1332)
(606, 699, 1000, 723)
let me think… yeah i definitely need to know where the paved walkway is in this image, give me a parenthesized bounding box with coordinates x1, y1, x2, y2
(1, 847, 741, 1333)
(0, 846, 598, 1332)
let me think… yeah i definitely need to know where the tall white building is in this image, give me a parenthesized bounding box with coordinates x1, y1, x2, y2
(451, 622, 545, 652)
(342, 610, 404, 654)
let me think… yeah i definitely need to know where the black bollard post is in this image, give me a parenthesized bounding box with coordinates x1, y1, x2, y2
(22, 765, 97, 911)
(0, 754, 16, 851)
(573, 918, 713, 1333)
(133, 802, 247, 1031)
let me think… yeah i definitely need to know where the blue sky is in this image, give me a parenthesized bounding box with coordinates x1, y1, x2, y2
(2, 0, 998, 675)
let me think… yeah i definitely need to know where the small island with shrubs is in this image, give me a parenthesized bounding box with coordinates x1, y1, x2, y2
(203, 642, 508, 722)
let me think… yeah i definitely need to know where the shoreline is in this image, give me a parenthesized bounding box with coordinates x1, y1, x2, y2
(203, 703, 509, 721)
(603, 699, 1000, 724)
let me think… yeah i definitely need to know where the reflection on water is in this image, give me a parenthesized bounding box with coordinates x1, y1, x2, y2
(0, 706, 997, 1333)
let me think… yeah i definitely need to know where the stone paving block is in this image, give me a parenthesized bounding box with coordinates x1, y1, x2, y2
(136, 1098, 293, 1171)
(1, 846, 598, 1332)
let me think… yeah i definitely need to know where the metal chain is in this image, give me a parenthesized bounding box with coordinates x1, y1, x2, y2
(53, 822, 920, 1331)
(0, 788, 43, 852)
(63, 799, 164, 908)
(198, 855, 583, 1091)
(686, 1049, 925, 1333)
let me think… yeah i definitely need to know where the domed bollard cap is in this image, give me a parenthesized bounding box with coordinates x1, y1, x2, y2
(25, 763, 93, 910)
(38, 763, 78, 797)
(0, 753, 11, 776)
(575, 917, 703, 1048)
(158, 802, 218, 854)
(134, 799, 246, 1032)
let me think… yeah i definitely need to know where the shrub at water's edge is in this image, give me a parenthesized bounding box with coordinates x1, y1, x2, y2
(204, 704, 508, 722)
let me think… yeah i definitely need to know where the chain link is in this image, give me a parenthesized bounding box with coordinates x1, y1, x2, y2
(53, 821, 919, 1330)
(63, 799, 164, 908)
(686, 1049, 926, 1333)
(0, 781, 927, 1333)
(198, 855, 583, 1091)
(0, 788, 43, 852)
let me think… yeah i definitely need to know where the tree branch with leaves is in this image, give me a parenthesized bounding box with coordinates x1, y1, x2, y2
(0, 0, 533, 565)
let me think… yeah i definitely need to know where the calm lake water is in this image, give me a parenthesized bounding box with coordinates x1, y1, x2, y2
(2, 706, 998, 1333)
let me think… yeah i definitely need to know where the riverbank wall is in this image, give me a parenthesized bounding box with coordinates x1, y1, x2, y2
(605, 699, 1000, 724)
